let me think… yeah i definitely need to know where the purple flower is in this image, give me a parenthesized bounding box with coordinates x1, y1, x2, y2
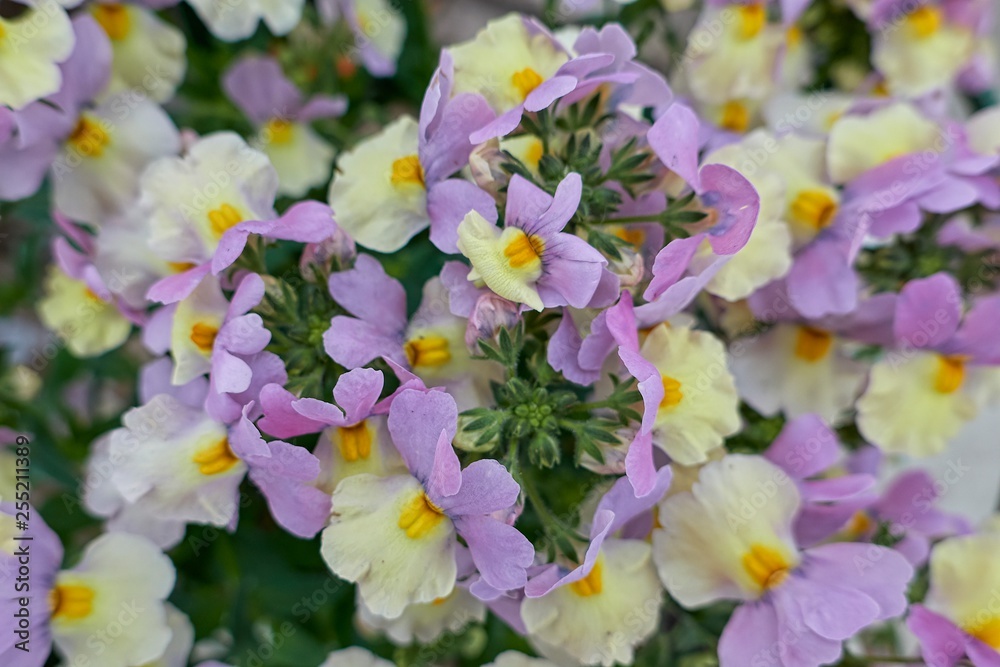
(762, 414, 878, 547)
(640, 102, 760, 322)
(320, 389, 533, 617)
(223, 55, 346, 197)
(654, 455, 914, 667)
(456, 172, 607, 312)
(908, 533, 1000, 667)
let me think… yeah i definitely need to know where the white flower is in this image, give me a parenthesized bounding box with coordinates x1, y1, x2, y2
(827, 103, 941, 184)
(856, 351, 1000, 456)
(37, 266, 132, 358)
(640, 324, 741, 465)
(872, 5, 974, 97)
(327, 116, 427, 253)
(357, 585, 485, 644)
(521, 538, 662, 666)
(923, 533, 1000, 646)
(259, 119, 334, 197)
(185, 0, 305, 41)
(321, 474, 457, 618)
(109, 395, 246, 527)
(53, 95, 181, 226)
(143, 132, 277, 266)
(457, 210, 545, 311)
(169, 275, 229, 385)
(91, 3, 187, 103)
(83, 433, 187, 549)
(449, 14, 568, 114)
(653, 455, 800, 605)
(731, 323, 868, 423)
(682, 3, 783, 106)
(0, 0, 75, 110)
(49, 533, 176, 667)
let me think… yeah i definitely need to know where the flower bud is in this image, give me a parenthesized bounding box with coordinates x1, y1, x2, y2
(465, 293, 521, 351)
(300, 226, 356, 281)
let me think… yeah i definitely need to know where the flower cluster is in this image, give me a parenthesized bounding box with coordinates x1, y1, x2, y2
(3, 1, 1000, 666)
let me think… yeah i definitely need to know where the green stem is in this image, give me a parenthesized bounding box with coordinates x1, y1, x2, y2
(596, 214, 664, 225)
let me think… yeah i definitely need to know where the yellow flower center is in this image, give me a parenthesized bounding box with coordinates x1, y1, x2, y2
(906, 5, 941, 39)
(390, 155, 425, 188)
(525, 138, 544, 169)
(83, 287, 104, 303)
(92, 4, 131, 41)
(719, 100, 750, 133)
(794, 326, 834, 362)
(404, 335, 452, 368)
(742, 543, 792, 591)
(660, 376, 683, 408)
(189, 322, 219, 354)
(192, 438, 240, 476)
(614, 226, 646, 248)
(0, 20, 7, 41)
(965, 617, 1000, 649)
(337, 421, 372, 462)
(845, 510, 874, 537)
(208, 203, 244, 238)
(264, 118, 294, 145)
(737, 3, 766, 39)
(511, 67, 544, 101)
(398, 491, 446, 539)
(786, 25, 803, 47)
(68, 116, 110, 158)
(49, 584, 95, 620)
(570, 560, 604, 597)
(503, 229, 545, 270)
(169, 261, 198, 274)
(790, 189, 838, 231)
(934, 355, 966, 394)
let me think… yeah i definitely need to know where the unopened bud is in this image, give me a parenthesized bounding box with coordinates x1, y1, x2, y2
(465, 293, 521, 350)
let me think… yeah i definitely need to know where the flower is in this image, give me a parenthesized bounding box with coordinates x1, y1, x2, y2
(653, 455, 914, 667)
(871, 1, 975, 97)
(108, 394, 328, 538)
(681, 2, 783, 109)
(324, 255, 480, 396)
(327, 64, 494, 253)
(521, 469, 672, 666)
(908, 533, 1000, 667)
(357, 583, 486, 644)
(320, 389, 533, 618)
(603, 292, 740, 494)
(857, 273, 1000, 455)
(0, 0, 75, 110)
(37, 263, 132, 358)
(259, 367, 407, 493)
(142, 132, 277, 276)
(733, 291, 895, 422)
(92, 3, 187, 103)
(640, 102, 760, 321)
(317, 0, 407, 77)
(185, 0, 304, 41)
(223, 55, 345, 197)
(457, 172, 607, 312)
(0, 508, 177, 667)
(761, 414, 878, 547)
